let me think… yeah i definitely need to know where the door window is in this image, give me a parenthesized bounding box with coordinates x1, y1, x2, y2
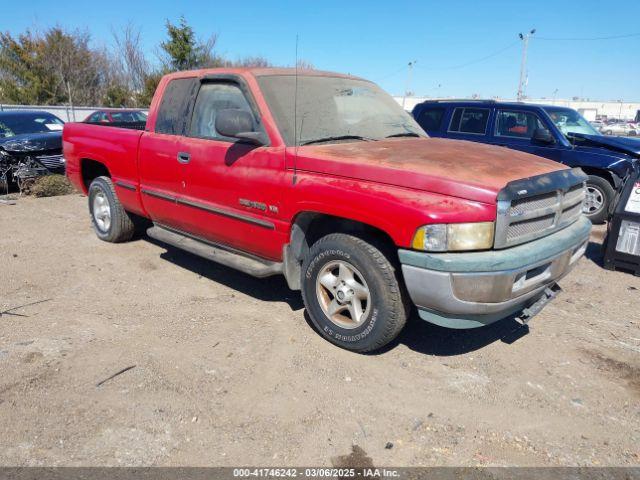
(448, 107, 490, 135)
(495, 110, 545, 138)
(417, 107, 445, 131)
(189, 83, 256, 140)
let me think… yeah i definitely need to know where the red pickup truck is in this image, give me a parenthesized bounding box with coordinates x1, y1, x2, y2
(64, 68, 591, 352)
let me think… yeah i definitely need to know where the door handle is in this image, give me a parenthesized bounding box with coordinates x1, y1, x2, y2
(177, 152, 191, 164)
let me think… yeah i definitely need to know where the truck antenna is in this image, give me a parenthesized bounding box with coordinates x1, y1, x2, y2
(293, 34, 299, 185)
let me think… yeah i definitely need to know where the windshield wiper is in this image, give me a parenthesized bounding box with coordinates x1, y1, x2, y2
(385, 132, 421, 138)
(300, 135, 373, 146)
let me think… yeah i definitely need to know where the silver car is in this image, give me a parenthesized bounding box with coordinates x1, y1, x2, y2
(601, 121, 637, 136)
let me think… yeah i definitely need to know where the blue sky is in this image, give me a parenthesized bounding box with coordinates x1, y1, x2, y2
(6, 0, 640, 100)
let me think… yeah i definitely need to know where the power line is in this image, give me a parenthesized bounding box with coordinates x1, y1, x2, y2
(427, 40, 518, 70)
(376, 65, 408, 81)
(418, 41, 519, 71)
(376, 31, 639, 81)
(375, 39, 519, 81)
(537, 32, 640, 41)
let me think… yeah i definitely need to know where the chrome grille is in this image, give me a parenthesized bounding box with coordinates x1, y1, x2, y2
(509, 192, 557, 216)
(494, 169, 587, 249)
(507, 214, 556, 241)
(559, 201, 584, 225)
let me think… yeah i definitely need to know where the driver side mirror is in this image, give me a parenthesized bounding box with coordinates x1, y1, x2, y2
(532, 128, 555, 145)
(215, 109, 266, 146)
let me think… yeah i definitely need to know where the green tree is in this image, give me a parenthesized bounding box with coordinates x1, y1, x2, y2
(136, 71, 163, 107)
(0, 31, 62, 104)
(104, 84, 131, 107)
(159, 16, 220, 71)
(0, 27, 114, 111)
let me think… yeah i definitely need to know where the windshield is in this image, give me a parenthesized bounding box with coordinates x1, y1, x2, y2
(544, 108, 600, 137)
(0, 113, 64, 138)
(257, 75, 426, 146)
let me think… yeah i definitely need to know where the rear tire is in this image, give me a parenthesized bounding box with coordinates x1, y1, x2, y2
(584, 175, 615, 224)
(301, 233, 408, 353)
(88, 176, 135, 242)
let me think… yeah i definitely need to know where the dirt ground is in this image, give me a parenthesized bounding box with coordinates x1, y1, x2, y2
(0, 193, 639, 467)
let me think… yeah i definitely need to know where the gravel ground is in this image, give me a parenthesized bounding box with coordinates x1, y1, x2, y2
(0, 194, 639, 467)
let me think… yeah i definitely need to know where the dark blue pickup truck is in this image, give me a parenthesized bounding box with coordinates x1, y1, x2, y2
(412, 100, 640, 223)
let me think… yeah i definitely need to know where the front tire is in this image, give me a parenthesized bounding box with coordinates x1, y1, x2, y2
(301, 233, 408, 353)
(584, 175, 615, 224)
(88, 176, 135, 242)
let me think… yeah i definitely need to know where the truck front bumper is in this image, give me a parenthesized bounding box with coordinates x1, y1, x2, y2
(398, 216, 592, 329)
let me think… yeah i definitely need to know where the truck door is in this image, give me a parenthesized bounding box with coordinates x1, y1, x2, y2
(489, 109, 564, 163)
(175, 79, 286, 261)
(138, 77, 199, 232)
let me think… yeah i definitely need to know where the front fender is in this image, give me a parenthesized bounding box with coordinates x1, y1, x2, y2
(563, 149, 635, 185)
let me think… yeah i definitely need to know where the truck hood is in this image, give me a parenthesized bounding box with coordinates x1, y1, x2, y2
(568, 133, 640, 158)
(294, 137, 565, 204)
(0, 132, 62, 154)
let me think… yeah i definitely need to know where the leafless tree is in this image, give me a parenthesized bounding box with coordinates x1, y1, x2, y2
(42, 28, 109, 117)
(227, 55, 273, 68)
(112, 23, 149, 96)
(296, 59, 315, 70)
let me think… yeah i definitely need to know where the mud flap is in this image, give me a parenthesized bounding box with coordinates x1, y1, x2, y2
(519, 284, 562, 324)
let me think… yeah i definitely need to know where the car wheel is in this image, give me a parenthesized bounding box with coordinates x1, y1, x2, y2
(604, 130, 613, 136)
(88, 176, 135, 242)
(301, 233, 408, 353)
(584, 175, 615, 224)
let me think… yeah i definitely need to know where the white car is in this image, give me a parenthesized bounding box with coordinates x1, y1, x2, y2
(601, 122, 637, 136)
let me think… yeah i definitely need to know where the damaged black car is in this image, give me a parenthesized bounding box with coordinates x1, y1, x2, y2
(0, 110, 66, 192)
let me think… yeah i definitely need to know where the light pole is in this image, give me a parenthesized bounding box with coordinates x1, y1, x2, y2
(619, 100, 624, 120)
(402, 60, 417, 110)
(517, 29, 536, 101)
(552, 88, 559, 103)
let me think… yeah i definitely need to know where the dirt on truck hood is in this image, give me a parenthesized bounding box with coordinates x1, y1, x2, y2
(295, 137, 566, 204)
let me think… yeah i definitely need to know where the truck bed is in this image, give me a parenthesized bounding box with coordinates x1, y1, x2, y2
(63, 122, 146, 216)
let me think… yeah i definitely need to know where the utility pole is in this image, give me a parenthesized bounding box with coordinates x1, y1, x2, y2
(402, 60, 417, 110)
(517, 29, 535, 101)
(619, 100, 624, 120)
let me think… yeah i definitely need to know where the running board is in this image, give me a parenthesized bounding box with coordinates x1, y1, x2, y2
(146, 225, 283, 278)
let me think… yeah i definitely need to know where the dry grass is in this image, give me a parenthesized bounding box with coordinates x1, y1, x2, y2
(28, 174, 75, 197)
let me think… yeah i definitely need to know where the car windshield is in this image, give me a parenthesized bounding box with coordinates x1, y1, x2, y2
(544, 108, 600, 137)
(0, 113, 64, 138)
(257, 75, 426, 146)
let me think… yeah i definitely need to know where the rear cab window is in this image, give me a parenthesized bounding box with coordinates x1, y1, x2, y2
(448, 107, 491, 135)
(155, 78, 199, 135)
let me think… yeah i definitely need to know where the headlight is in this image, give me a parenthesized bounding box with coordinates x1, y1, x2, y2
(412, 222, 495, 252)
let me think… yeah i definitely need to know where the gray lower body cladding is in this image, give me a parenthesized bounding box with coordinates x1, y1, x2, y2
(398, 216, 592, 329)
